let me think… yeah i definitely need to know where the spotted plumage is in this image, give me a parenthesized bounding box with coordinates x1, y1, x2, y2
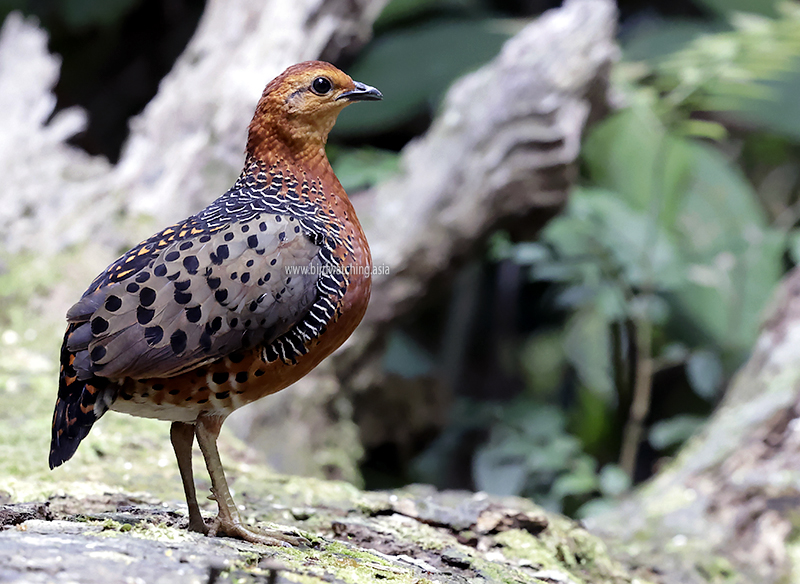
(49, 61, 381, 546)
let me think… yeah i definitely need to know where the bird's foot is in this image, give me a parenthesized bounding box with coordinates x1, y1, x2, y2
(209, 516, 310, 547)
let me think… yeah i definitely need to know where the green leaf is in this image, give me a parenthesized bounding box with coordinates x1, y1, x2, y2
(473, 448, 528, 497)
(519, 331, 566, 399)
(375, 0, 481, 29)
(693, 0, 779, 18)
(670, 142, 783, 352)
(333, 19, 511, 136)
(678, 119, 729, 141)
(649, 414, 706, 450)
(551, 455, 599, 499)
(564, 306, 614, 401)
(582, 108, 694, 224)
(548, 189, 685, 290)
(686, 349, 724, 400)
(789, 229, 800, 265)
(598, 464, 631, 497)
(622, 19, 723, 64)
(330, 147, 399, 192)
(738, 60, 800, 142)
(570, 386, 613, 451)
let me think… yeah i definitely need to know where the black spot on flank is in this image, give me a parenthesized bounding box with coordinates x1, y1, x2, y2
(224, 232, 234, 242)
(140, 287, 156, 307)
(154, 264, 168, 277)
(229, 351, 245, 363)
(169, 389, 180, 395)
(230, 272, 238, 280)
(286, 277, 292, 284)
(215, 289, 228, 303)
(275, 215, 282, 222)
(270, 259, 277, 266)
(257, 279, 263, 286)
(120, 392, 133, 400)
(175, 280, 191, 291)
(241, 273, 250, 283)
(212, 372, 229, 384)
(186, 306, 202, 323)
(215, 391, 230, 400)
(91, 317, 108, 334)
(230, 318, 239, 328)
(90, 346, 106, 361)
(247, 235, 259, 248)
(244, 319, 252, 327)
(137, 306, 155, 325)
(183, 256, 199, 273)
(180, 241, 193, 250)
(256, 249, 265, 255)
(209, 316, 222, 332)
(175, 290, 192, 304)
(259, 222, 267, 231)
(165, 251, 180, 262)
(197, 398, 208, 404)
(200, 235, 211, 243)
(167, 272, 181, 281)
(295, 226, 301, 233)
(207, 276, 221, 289)
(242, 224, 250, 232)
(246, 260, 254, 267)
(254, 369, 265, 377)
(135, 272, 151, 283)
(170, 329, 187, 354)
(216, 244, 229, 260)
(127, 282, 140, 293)
(152, 383, 165, 391)
(279, 232, 286, 241)
(264, 273, 271, 282)
(235, 371, 249, 383)
(199, 332, 212, 351)
(145, 326, 163, 346)
(105, 295, 122, 312)
(249, 301, 258, 311)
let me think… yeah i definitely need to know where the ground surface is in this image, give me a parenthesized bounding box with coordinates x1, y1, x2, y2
(0, 481, 642, 584)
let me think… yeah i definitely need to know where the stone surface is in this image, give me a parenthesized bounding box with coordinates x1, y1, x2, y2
(0, 481, 644, 584)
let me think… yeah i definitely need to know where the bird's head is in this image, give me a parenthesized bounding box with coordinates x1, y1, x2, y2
(247, 61, 382, 165)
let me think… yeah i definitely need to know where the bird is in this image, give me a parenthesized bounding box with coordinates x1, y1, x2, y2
(48, 61, 381, 546)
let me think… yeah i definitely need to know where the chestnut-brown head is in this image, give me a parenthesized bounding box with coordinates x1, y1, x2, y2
(247, 61, 381, 165)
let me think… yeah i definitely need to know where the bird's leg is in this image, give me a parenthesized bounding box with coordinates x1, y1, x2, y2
(194, 414, 309, 547)
(169, 421, 208, 534)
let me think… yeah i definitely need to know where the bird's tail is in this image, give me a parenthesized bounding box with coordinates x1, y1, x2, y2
(49, 326, 112, 469)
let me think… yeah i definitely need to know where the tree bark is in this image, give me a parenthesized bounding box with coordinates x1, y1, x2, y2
(586, 270, 800, 583)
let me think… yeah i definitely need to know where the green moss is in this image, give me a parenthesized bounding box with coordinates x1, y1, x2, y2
(695, 555, 738, 583)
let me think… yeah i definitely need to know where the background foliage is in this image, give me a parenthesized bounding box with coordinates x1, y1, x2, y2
(3, 0, 799, 517)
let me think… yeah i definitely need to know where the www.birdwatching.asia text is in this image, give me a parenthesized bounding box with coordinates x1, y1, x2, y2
(284, 263, 390, 277)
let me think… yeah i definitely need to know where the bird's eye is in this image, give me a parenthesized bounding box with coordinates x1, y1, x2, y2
(311, 77, 333, 95)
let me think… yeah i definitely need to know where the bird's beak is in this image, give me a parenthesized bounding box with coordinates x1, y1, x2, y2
(338, 81, 383, 102)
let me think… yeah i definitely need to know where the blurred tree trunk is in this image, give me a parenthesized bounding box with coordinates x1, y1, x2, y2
(585, 270, 800, 583)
